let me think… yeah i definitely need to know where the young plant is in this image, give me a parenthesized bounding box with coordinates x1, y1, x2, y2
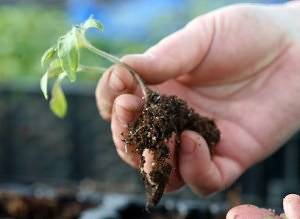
(41, 17, 221, 210)
(41, 16, 146, 118)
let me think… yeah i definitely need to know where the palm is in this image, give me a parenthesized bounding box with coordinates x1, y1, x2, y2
(150, 4, 300, 188)
(96, 2, 300, 194)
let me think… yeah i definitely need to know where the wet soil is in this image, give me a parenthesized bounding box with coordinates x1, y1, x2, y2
(122, 89, 221, 209)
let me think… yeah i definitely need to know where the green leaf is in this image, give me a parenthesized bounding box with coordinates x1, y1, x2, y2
(47, 59, 64, 77)
(69, 41, 79, 74)
(40, 72, 48, 99)
(57, 31, 79, 82)
(41, 59, 64, 100)
(40, 16, 107, 118)
(50, 76, 67, 118)
(82, 16, 103, 32)
(41, 46, 57, 67)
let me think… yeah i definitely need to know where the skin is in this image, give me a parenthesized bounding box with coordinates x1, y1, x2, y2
(227, 194, 300, 219)
(96, 1, 300, 217)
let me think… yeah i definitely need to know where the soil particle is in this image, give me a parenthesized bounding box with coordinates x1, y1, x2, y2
(122, 89, 221, 209)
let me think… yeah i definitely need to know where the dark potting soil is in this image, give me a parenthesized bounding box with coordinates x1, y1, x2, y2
(122, 89, 221, 209)
(0, 192, 95, 219)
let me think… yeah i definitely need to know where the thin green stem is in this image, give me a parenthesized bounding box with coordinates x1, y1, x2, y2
(84, 42, 148, 98)
(78, 65, 107, 74)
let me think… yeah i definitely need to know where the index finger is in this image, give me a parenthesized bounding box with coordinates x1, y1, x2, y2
(96, 65, 138, 121)
(121, 12, 215, 84)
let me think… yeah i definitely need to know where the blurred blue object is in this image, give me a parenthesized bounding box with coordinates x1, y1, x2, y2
(67, 0, 187, 42)
(67, 0, 288, 42)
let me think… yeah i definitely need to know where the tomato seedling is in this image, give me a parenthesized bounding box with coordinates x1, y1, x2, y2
(41, 16, 146, 118)
(41, 16, 220, 210)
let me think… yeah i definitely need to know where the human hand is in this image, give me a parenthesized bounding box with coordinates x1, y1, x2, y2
(96, 2, 300, 195)
(227, 194, 300, 219)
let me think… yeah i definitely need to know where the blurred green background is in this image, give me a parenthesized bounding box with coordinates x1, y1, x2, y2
(0, 7, 67, 82)
(0, 5, 146, 83)
(0, 1, 295, 215)
(0, 0, 286, 84)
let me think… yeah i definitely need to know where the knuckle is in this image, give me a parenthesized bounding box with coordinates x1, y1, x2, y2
(95, 79, 102, 102)
(99, 109, 111, 121)
(95, 69, 111, 104)
(97, 97, 112, 121)
(191, 182, 222, 197)
(113, 65, 136, 92)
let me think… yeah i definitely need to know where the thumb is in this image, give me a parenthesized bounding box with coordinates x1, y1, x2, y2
(179, 130, 243, 196)
(283, 194, 300, 219)
(179, 130, 222, 196)
(121, 13, 215, 84)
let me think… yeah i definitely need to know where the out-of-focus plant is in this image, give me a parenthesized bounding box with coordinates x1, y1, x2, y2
(0, 6, 147, 84)
(41, 16, 147, 118)
(0, 7, 69, 82)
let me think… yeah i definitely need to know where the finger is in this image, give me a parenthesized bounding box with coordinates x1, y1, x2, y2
(111, 94, 143, 168)
(226, 205, 279, 219)
(96, 65, 137, 121)
(164, 138, 184, 193)
(283, 194, 300, 219)
(179, 130, 221, 195)
(179, 130, 243, 196)
(121, 12, 215, 84)
(141, 138, 184, 193)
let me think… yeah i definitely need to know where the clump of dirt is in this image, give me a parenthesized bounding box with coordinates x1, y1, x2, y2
(0, 192, 96, 219)
(122, 89, 221, 210)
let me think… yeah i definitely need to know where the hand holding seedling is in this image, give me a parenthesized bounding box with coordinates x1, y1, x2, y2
(96, 1, 300, 215)
(41, 16, 220, 208)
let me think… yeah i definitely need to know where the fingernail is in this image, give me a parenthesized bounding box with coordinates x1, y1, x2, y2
(181, 135, 196, 154)
(283, 194, 300, 215)
(109, 71, 125, 92)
